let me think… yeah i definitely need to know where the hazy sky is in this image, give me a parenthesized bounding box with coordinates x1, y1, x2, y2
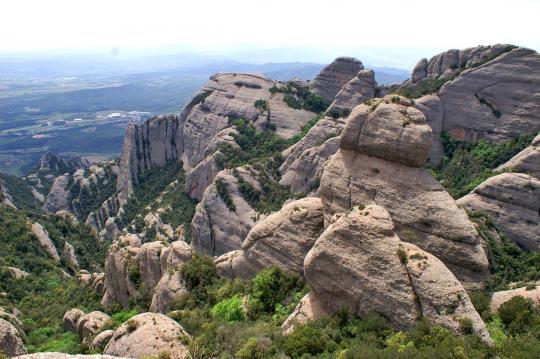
(2, 0, 539, 66)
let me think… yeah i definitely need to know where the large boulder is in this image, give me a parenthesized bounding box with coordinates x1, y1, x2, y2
(63, 308, 85, 332)
(458, 173, 540, 251)
(0, 318, 26, 356)
(311, 57, 364, 101)
(76, 311, 110, 344)
(104, 313, 191, 359)
(215, 197, 324, 279)
(320, 96, 489, 288)
(296, 205, 491, 343)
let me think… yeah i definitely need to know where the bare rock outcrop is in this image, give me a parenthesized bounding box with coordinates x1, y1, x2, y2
(281, 292, 329, 335)
(104, 313, 191, 359)
(6, 267, 29, 279)
(42, 175, 70, 213)
(63, 241, 79, 268)
(31, 222, 60, 262)
(458, 173, 540, 251)
(408, 45, 540, 165)
(215, 197, 324, 279)
(150, 241, 192, 312)
(76, 311, 110, 345)
(0, 318, 26, 356)
(101, 244, 140, 308)
(90, 329, 114, 350)
(294, 205, 490, 343)
(310, 57, 364, 101)
(102, 239, 192, 311)
(327, 69, 376, 113)
(191, 167, 262, 256)
(320, 96, 489, 288)
(63, 308, 85, 332)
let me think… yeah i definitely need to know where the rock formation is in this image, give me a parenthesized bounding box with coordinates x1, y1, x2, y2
(63, 308, 85, 332)
(319, 96, 489, 288)
(290, 205, 491, 343)
(76, 311, 110, 345)
(408, 45, 540, 164)
(104, 313, 191, 359)
(190, 167, 262, 256)
(458, 173, 540, 251)
(0, 318, 26, 356)
(327, 69, 376, 114)
(310, 57, 364, 101)
(215, 197, 324, 278)
(31, 222, 60, 262)
(42, 175, 70, 213)
(90, 329, 114, 350)
(279, 115, 346, 194)
(101, 238, 192, 312)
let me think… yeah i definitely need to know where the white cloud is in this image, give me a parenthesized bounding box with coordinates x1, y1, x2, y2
(1, 0, 538, 54)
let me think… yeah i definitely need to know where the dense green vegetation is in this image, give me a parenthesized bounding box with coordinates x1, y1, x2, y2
(432, 132, 535, 198)
(270, 82, 330, 113)
(166, 259, 540, 358)
(68, 166, 118, 221)
(0, 205, 113, 353)
(0, 172, 39, 210)
(470, 212, 540, 293)
(395, 77, 451, 98)
(120, 161, 197, 242)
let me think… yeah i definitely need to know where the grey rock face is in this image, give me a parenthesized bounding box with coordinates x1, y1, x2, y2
(411, 58, 428, 83)
(42, 175, 70, 213)
(327, 69, 376, 113)
(311, 57, 364, 101)
(439, 47, 540, 143)
(458, 173, 540, 251)
(15, 354, 126, 359)
(298, 205, 491, 343)
(320, 97, 489, 289)
(190, 167, 262, 256)
(280, 136, 341, 194)
(215, 197, 324, 279)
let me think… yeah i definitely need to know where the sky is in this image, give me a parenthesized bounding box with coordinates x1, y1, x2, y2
(1, 0, 539, 68)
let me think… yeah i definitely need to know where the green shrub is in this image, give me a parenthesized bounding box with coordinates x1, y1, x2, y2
(236, 337, 272, 359)
(180, 256, 218, 305)
(247, 267, 301, 319)
(212, 295, 245, 322)
(433, 132, 535, 198)
(283, 324, 337, 358)
(498, 296, 534, 333)
(215, 179, 235, 212)
(397, 248, 408, 264)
